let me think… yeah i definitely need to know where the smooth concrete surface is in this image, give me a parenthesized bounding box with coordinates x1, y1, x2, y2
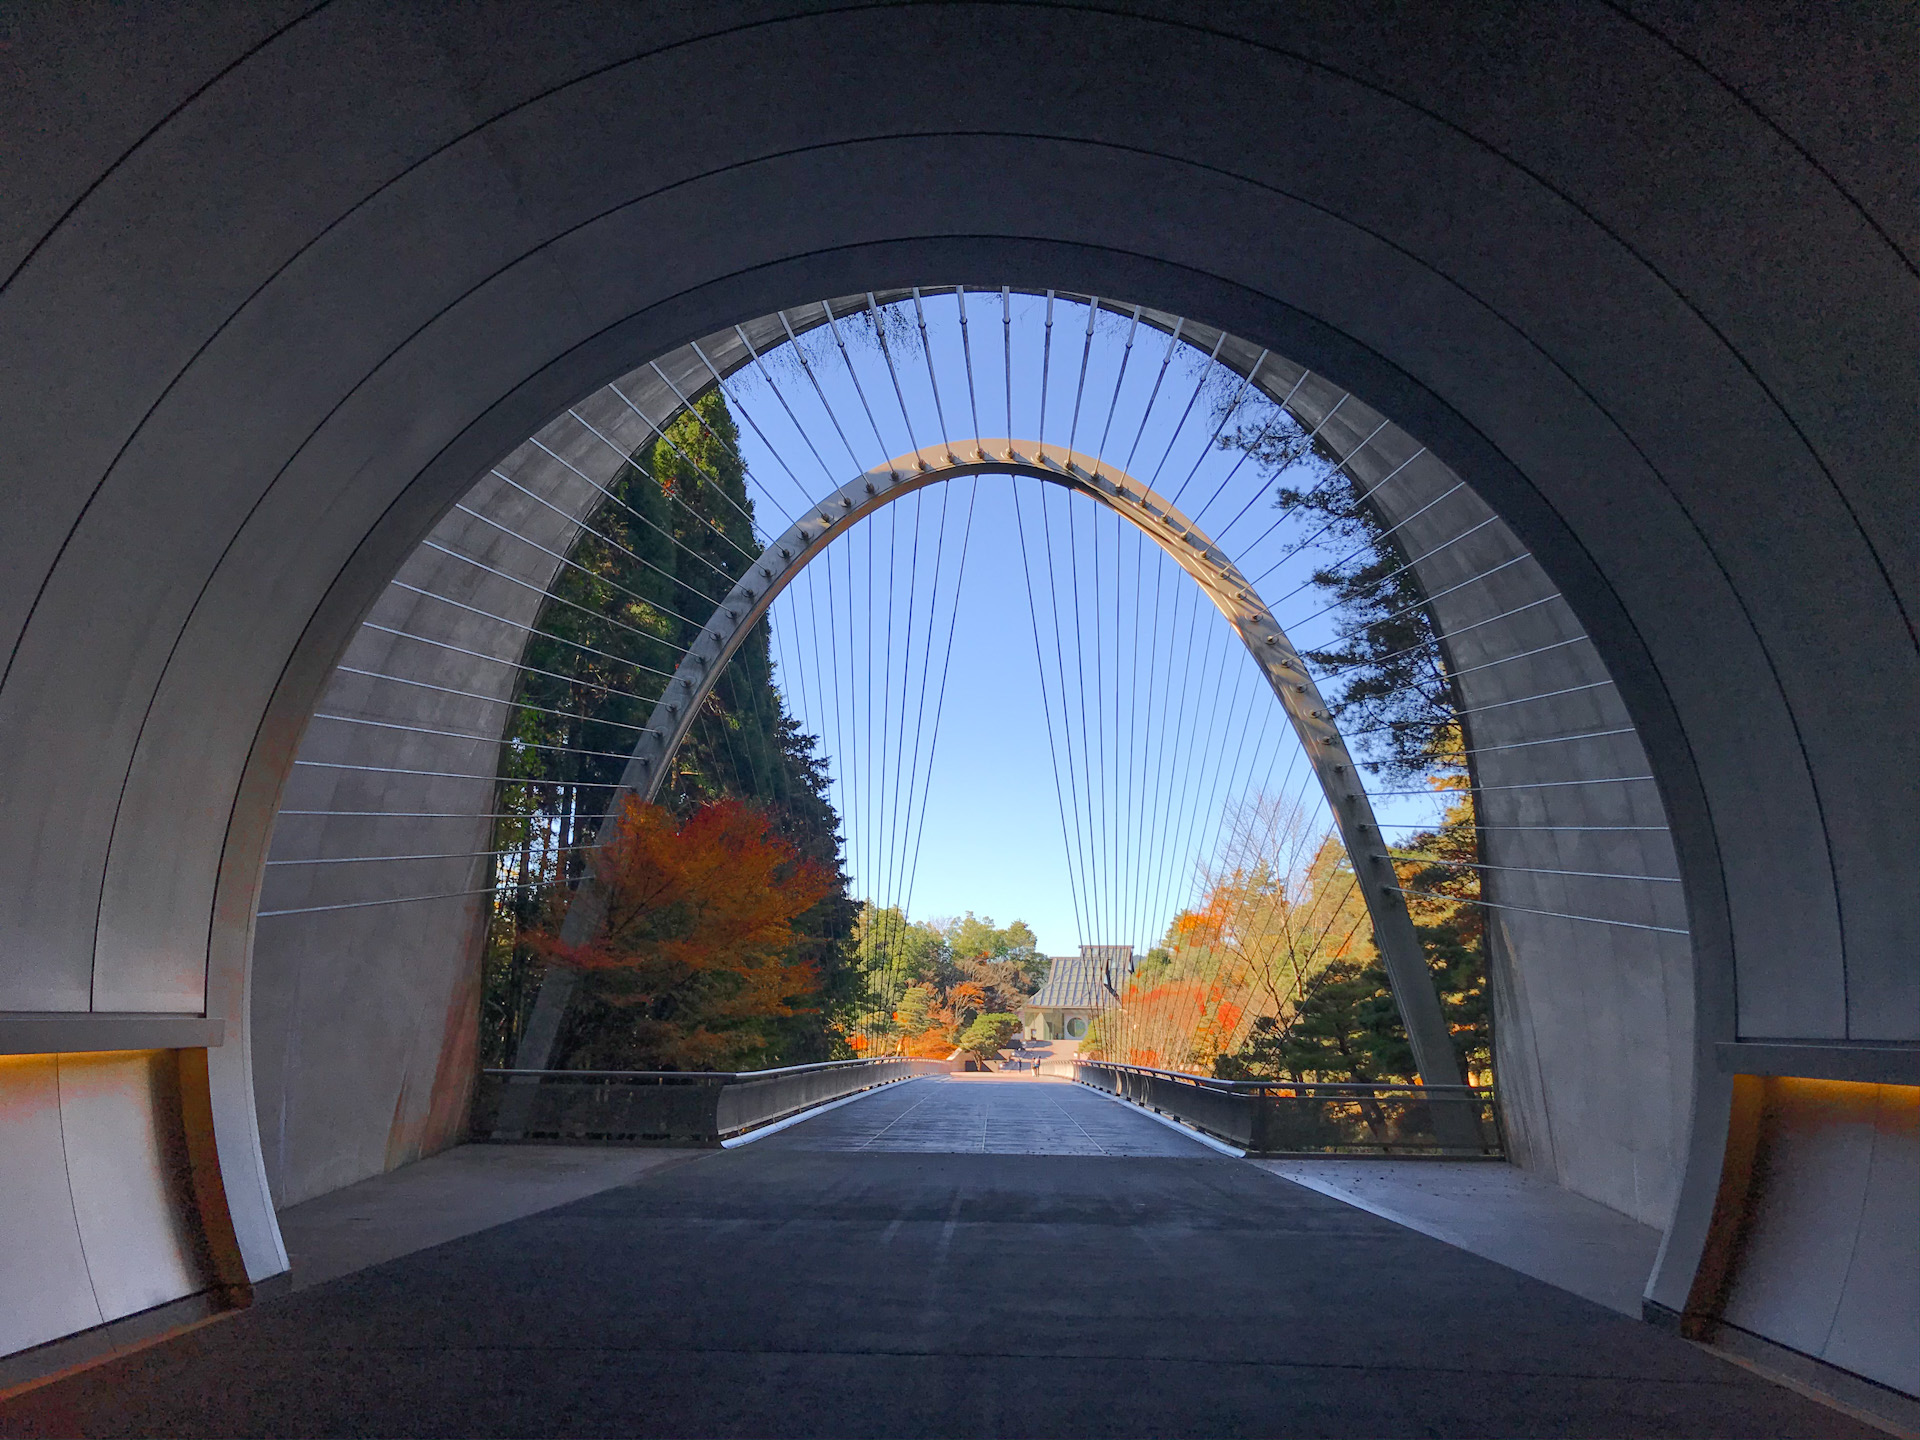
(0, 1052, 218, 1361)
(1720, 1079, 1920, 1397)
(1282, 376, 1694, 1229)
(250, 313, 826, 1207)
(1255, 1159, 1664, 1320)
(251, 370, 685, 1208)
(273, 1144, 696, 1295)
(0, 1077, 1876, 1438)
(1, 0, 1914, 1390)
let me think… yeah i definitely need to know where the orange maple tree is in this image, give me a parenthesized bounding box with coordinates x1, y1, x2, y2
(529, 796, 833, 1070)
(900, 1030, 958, 1059)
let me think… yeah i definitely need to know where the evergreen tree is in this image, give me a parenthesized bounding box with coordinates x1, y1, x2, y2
(1220, 419, 1458, 784)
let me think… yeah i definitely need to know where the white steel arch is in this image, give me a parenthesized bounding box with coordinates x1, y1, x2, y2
(522, 440, 1466, 1090)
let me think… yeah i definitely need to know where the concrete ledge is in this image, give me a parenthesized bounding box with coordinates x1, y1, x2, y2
(0, 1286, 245, 1399)
(1716, 1040, 1920, 1086)
(1648, 1301, 1920, 1438)
(1260, 1158, 1662, 1318)
(0, 1013, 225, 1055)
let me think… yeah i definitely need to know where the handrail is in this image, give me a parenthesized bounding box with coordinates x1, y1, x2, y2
(1081, 1060, 1491, 1097)
(476, 1055, 947, 1145)
(482, 1057, 900, 1083)
(1073, 1059, 1504, 1157)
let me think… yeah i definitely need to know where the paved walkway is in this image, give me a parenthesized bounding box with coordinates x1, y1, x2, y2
(274, 1145, 697, 1294)
(0, 1076, 1877, 1438)
(776, 1072, 1204, 1155)
(1255, 1158, 1666, 1319)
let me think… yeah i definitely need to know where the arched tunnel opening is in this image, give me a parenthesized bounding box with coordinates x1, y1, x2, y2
(0, 9, 1911, 1435)
(257, 291, 1663, 1173)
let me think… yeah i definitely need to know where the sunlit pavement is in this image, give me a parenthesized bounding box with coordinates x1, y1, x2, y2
(0, 1077, 1875, 1439)
(780, 1073, 1203, 1155)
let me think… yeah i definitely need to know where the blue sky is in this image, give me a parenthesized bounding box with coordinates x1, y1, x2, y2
(716, 290, 1455, 957)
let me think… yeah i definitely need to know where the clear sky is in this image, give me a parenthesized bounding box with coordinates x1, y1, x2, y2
(717, 290, 1457, 957)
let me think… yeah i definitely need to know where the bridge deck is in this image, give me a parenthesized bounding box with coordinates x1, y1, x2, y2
(764, 1071, 1207, 1155)
(0, 1076, 1871, 1437)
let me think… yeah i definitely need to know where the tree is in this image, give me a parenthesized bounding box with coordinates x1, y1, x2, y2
(957, 1013, 1019, 1058)
(1219, 404, 1470, 784)
(948, 914, 1045, 982)
(1208, 793, 1490, 1086)
(1203, 412, 1494, 1086)
(895, 983, 936, 1034)
(1388, 791, 1492, 1083)
(527, 796, 833, 1071)
(851, 904, 953, 1042)
(478, 390, 860, 1069)
(946, 912, 1047, 1015)
(949, 980, 987, 1022)
(1084, 791, 1370, 1071)
(1216, 959, 1404, 1083)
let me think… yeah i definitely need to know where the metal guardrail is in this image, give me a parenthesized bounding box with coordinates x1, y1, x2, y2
(1073, 1061, 1503, 1157)
(475, 1057, 951, 1145)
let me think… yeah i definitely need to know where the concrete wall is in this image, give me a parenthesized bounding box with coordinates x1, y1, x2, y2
(248, 312, 825, 1208)
(0, 0, 1910, 1396)
(1721, 1080, 1918, 1395)
(0, 1051, 228, 1360)
(1276, 370, 1693, 1228)
(253, 365, 696, 1206)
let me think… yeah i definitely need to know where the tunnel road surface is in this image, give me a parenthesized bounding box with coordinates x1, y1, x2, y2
(0, 1075, 1875, 1438)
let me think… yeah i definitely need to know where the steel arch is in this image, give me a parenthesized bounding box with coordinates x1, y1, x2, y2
(538, 439, 1464, 1090)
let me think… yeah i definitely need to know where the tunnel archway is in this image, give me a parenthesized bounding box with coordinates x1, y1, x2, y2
(252, 292, 1693, 1216)
(0, 3, 1910, 1406)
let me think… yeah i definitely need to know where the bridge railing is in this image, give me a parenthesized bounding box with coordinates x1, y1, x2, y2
(1072, 1061, 1503, 1157)
(474, 1057, 951, 1145)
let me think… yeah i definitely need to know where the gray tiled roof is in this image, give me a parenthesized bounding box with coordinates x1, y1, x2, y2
(1024, 946, 1132, 1010)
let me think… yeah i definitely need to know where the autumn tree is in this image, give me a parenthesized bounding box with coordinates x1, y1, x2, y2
(529, 797, 833, 1071)
(1210, 792, 1491, 1085)
(1087, 792, 1369, 1071)
(479, 390, 859, 1069)
(1202, 410, 1493, 1085)
(949, 981, 988, 1024)
(946, 913, 1046, 1015)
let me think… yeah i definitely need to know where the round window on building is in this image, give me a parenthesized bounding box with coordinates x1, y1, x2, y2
(1065, 1016, 1088, 1040)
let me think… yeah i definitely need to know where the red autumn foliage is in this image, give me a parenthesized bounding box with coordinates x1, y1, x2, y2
(901, 1029, 958, 1059)
(527, 796, 833, 1069)
(1169, 891, 1230, 949)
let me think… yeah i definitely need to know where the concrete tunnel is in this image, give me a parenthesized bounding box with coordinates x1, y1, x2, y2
(0, 1, 1913, 1425)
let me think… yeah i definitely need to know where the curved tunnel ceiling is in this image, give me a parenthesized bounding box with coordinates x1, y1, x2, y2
(1, 8, 1905, 1063)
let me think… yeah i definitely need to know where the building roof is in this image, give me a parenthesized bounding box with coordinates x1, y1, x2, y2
(1024, 946, 1132, 1011)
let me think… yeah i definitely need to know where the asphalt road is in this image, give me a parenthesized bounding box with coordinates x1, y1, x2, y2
(0, 1076, 1875, 1438)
